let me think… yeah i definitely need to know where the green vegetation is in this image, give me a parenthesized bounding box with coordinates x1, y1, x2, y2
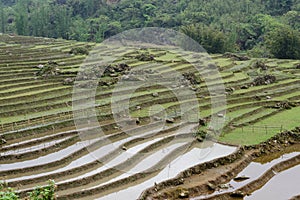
(220, 106, 300, 145)
(266, 26, 300, 59)
(0, 35, 298, 199)
(0, 0, 299, 57)
(0, 180, 56, 200)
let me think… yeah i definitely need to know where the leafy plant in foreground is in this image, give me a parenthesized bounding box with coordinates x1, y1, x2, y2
(28, 180, 56, 200)
(0, 180, 56, 200)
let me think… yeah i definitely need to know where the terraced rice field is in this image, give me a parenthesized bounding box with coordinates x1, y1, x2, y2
(0, 34, 299, 199)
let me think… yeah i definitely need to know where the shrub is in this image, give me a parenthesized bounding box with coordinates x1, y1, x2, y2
(0, 180, 56, 200)
(266, 27, 300, 59)
(0, 182, 19, 200)
(28, 180, 56, 200)
(69, 47, 89, 55)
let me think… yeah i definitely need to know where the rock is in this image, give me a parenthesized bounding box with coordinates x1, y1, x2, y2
(266, 96, 272, 100)
(63, 78, 74, 85)
(241, 85, 249, 89)
(226, 87, 235, 93)
(178, 190, 189, 198)
(195, 130, 207, 140)
(174, 178, 184, 186)
(252, 60, 268, 70)
(230, 190, 246, 198)
(152, 92, 159, 97)
(207, 182, 216, 191)
(219, 184, 230, 189)
(145, 69, 155, 74)
(252, 75, 276, 86)
(198, 118, 207, 126)
(271, 101, 295, 110)
(234, 175, 250, 181)
(104, 63, 130, 76)
(123, 75, 144, 81)
(189, 86, 197, 91)
(113, 126, 120, 129)
(135, 53, 155, 61)
(182, 72, 201, 85)
(1, 138, 7, 144)
(166, 118, 175, 123)
(136, 118, 141, 124)
(35, 61, 60, 77)
(109, 73, 118, 77)
(153, 116, 162, 121)
(98, 81, 110, 86)
(254, 95, 261, 101)
(37, 64, 44, 69)
(217, 113, 225, 118)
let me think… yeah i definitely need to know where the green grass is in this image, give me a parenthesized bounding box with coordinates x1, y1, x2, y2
(0, 86, 71, 100)
(233, 108, 275, 125)
(0, 37, 299, 150)
(1, 106, 72, 123)
(220, 106, 300, 145)
(234, 79, 299, 94)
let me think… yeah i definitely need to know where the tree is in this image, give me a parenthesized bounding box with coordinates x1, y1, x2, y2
(181, 24, 234, 53)
(69, 17, 89, 41)
(263, 0, 293, 15)
(14, 0, 30, 35)
(0, 1, 6, 33)
(284, 10, 300, 29)
(266, 26, 300, 59)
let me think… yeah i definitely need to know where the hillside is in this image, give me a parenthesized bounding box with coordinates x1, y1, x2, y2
(0, 0, 299, 57)
(0, 34, 299, 199)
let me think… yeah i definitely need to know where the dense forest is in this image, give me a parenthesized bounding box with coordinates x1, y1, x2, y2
(0, 0, 299, 58)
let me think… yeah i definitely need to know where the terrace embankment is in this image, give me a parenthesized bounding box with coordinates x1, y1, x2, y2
(141, 127, 300, 200)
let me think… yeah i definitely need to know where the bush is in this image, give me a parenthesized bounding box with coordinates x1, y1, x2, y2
(0, 180, 56, 200)
(69, 47, 89, 55)
(248, 44, 272, 58)
(35, 61, 60, 78)
(266, 27, 300, 59)
(181, 24, 235, 53)
(0, 182, 19, 200)
(28, 180, 56, 200)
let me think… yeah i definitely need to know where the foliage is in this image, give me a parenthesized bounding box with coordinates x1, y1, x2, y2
(35, 61, 60, 78)
(0, 182, 19, 200)
(0, 0, 299, 58)
(28, 180, 56, 200)
(266, 26, 300, 59)
(248, 44, 272, 58)
(181, 24, 234, 53)
(0, 180, 56, 200)
(69, 46, 90, 55)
